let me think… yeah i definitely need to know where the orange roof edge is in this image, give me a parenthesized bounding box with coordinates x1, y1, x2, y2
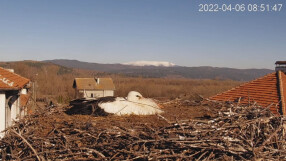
(0, 67, 30, 89)
(278, 71, 286, 115)
(209, 72, 277, 100)
(209, 72, 281, 115)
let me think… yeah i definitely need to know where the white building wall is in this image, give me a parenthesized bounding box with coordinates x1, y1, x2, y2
(11, 99, 18, 122)
(6, 101, 11, 128)
(93, 91, 104, 97)
(80, 90, 104, 98)
(0, 93, 5, 138)
(21, 89, 27, 95)
(79, 90, 114, 98)
(82, 90, 90, 98)
(104, 90, 114, 97)
(20, 108, 25, 117)
(16, 98, 20, 119)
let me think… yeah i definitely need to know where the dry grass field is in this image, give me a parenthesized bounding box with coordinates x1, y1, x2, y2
(113, 76, 241, 99)
(0, 61, 242, 103)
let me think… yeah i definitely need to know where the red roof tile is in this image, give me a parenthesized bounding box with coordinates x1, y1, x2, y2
(278, 71, 286, 115)
(73, 78, 115, 90)
(0, 67, 30, 90)
(210, 72, 282, 115)
(20, 94, 30, 107)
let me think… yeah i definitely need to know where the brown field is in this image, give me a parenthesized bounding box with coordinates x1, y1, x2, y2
(113, 76, 241, 99)
(0, 61, 242, 104)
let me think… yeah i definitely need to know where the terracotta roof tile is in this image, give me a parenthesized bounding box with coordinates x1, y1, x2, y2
(20, 94, 30, 107)
(0, 67, 30, 89)
(278, 71, 286, 115)
(210, 72, 281, 115)
(73, 78, 115, 90)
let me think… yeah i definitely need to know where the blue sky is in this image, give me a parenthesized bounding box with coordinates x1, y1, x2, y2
(0, 0, 285, 69)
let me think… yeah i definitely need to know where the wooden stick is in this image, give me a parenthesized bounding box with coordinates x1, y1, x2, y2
(10, 129, 43, 161)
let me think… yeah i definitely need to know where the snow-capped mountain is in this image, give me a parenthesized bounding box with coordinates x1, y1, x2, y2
(45, 59, 273, 81)
(123, 61, 176, 67)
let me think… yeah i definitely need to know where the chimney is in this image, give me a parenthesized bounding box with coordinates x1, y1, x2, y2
(5, 69, 14, 73)
(95, 78, 100, 84)
(275, 61, 286, 73)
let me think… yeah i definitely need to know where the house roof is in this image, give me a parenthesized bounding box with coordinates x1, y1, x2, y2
(20, 94, 30, 107)
(73, 78, 115, 90)
(275, 61, 286, 65)
(209, 72, 286, 115)
(0, 67, 30, 90)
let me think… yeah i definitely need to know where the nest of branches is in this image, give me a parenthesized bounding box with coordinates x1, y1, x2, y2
(0, 100, 285, 160)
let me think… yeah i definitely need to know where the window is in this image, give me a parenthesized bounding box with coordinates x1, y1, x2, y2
(91, 93, 94, 97)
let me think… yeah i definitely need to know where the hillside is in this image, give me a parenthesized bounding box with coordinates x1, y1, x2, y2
(0, 60, 241, 103)
(45, 59, 273, 81)
(123, 61, 176, 67)
(0, 61, 101, 103)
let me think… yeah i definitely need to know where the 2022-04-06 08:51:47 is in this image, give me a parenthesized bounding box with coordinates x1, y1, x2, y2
(198, 4, 283, 12)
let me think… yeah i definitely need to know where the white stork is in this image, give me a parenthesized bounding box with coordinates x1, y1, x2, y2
(96, 91, 163, 116)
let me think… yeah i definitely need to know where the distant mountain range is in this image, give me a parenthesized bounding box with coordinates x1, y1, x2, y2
(44, 59, 274, 81)
(122, 61, 176, 67)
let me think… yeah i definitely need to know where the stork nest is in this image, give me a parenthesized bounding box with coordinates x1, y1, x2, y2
(0, 98, 286, 160)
